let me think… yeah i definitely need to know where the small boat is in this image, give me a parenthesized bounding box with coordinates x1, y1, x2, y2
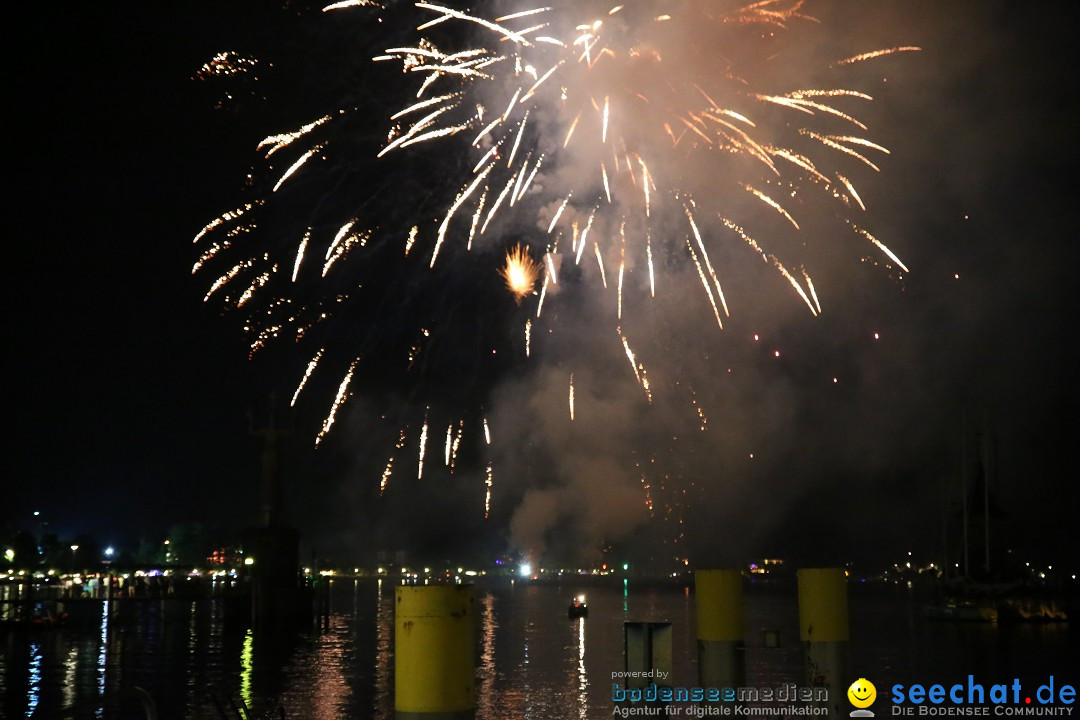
(923, 599, 998, 623)
(568, 595, 588, 618)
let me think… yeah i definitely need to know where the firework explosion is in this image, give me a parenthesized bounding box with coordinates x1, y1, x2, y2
(193, 0, 916, 531)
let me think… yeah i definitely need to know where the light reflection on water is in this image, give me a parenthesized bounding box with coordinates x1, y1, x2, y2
(0, 581, 1076, 719)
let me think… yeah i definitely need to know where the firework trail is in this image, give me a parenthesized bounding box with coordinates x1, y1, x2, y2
(193, 0, 918, 513)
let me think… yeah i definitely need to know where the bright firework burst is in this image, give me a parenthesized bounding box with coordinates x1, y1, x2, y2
(193, 0, 917, 516)
(500, 243, 541, 302)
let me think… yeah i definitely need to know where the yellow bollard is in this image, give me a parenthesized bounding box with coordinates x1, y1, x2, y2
(695, 570, 745, 688)
(797, 569, 848, 717)
(395, 585, 476, 720)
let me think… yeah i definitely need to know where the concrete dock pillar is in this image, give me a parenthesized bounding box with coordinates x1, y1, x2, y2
(695, 569, 745, 688)
(395, 585, 475, 720)
(797, 568, 848, 717)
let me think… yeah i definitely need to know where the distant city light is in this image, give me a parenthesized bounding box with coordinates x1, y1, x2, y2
(104, 546, 115, 557)
(244, 557, 255, 566)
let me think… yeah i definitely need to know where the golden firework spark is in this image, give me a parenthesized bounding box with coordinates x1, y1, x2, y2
(499, 244, 540, 302)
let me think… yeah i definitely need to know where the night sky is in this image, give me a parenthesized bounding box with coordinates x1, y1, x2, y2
(7, 1, 1077, 571)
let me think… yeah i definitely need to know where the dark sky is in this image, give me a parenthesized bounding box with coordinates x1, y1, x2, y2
(6, 1, 1078, 571)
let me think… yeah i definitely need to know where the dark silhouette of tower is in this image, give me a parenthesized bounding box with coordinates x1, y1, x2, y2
(242, 396, 306, 627)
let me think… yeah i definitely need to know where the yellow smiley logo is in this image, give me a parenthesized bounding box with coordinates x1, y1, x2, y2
(846, 682, 872, 708)
(848, 678, 877, 709)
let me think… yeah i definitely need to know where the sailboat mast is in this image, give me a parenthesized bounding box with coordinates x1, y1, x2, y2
(983, 411, 991, 575)
(962, 410, 969, 578)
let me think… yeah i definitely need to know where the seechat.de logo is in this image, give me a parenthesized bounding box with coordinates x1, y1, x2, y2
(850, 678, 878, 717)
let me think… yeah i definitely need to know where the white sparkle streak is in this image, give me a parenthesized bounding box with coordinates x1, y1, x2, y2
(444, 424, 453, 466)
(495, 7, 551, 22)
(416, 4, 533, 46)
(575, 208, 596, 265)
(316, 358, 358, 446)
(617, 256, 625, 321)
(379, 428, 409, 495)
(687, 237, 724, 331)
(536, 272, 548, 318)
(480, 171, 519, 235)
(637, 157, 653, 217)
(620, 333, 642, 385)
(617, 221, 626, 320)
(544, 252, 558, 285)
(391, 92, 460, 121)
(417, 411, 429, 480)
(850, 223, 909, 273)
(258, 115, 331, 157)
(684, 205, 729, 317)
(323, 0, 379, 11)
(800, 130, 884, 172)
(192, 201, 260, 245)
(547, 194, 571, 233)
(433, 164, 493, 267)
(292, 229, 310, 282)
(594, 243, 608, 289)
(468, 187, 488, 250)
(450, 420, 464, 469)
(569, 373, 575, 421)
(835, 173, 865, 211)
(803, 268, 822, 315)
(378, 106, 453, 158)
(774, 263, 819, 316)
(520, 61, 562, 102)
(602, 96, 610, 143)
(563, 112, 581, 148)
(291, 349, 324, 406)
(525, 318, 532, 357)
(646, 233, 656, 297)
(509, 152, 532, 206)
(273, 143, 326, 192)
(742, 184, 800, 230)
(507, 111, 530, 168)
(834, 46, 922, 66)
(619, 330, 653, 404)
(515, 153, 544, 203)
(325, 220, 357, 261)
(483, 416, 492, 445)
(484, 463, 494, 519)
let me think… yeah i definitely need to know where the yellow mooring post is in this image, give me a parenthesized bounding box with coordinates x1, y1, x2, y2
(695, 569, 745, 688)
(395, 585, 476, 720)
(797, 568, 849, 717)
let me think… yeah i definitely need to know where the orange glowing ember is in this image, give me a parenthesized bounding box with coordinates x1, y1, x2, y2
(500, 244, 540, 302)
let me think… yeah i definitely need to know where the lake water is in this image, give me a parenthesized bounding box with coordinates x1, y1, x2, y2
(2, 579, 1076, 718)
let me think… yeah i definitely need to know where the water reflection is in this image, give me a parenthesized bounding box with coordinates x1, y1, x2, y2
(0, 582, 1076, 719)
(575, 616, 588, 720)
(307, 603, 350, 718)
(477, 591, 497, 716)
(372, 577, 392, 719)
(98, 600, 109, 717)
(63, 642, 77, 710)
(240, 628, 253, 708)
